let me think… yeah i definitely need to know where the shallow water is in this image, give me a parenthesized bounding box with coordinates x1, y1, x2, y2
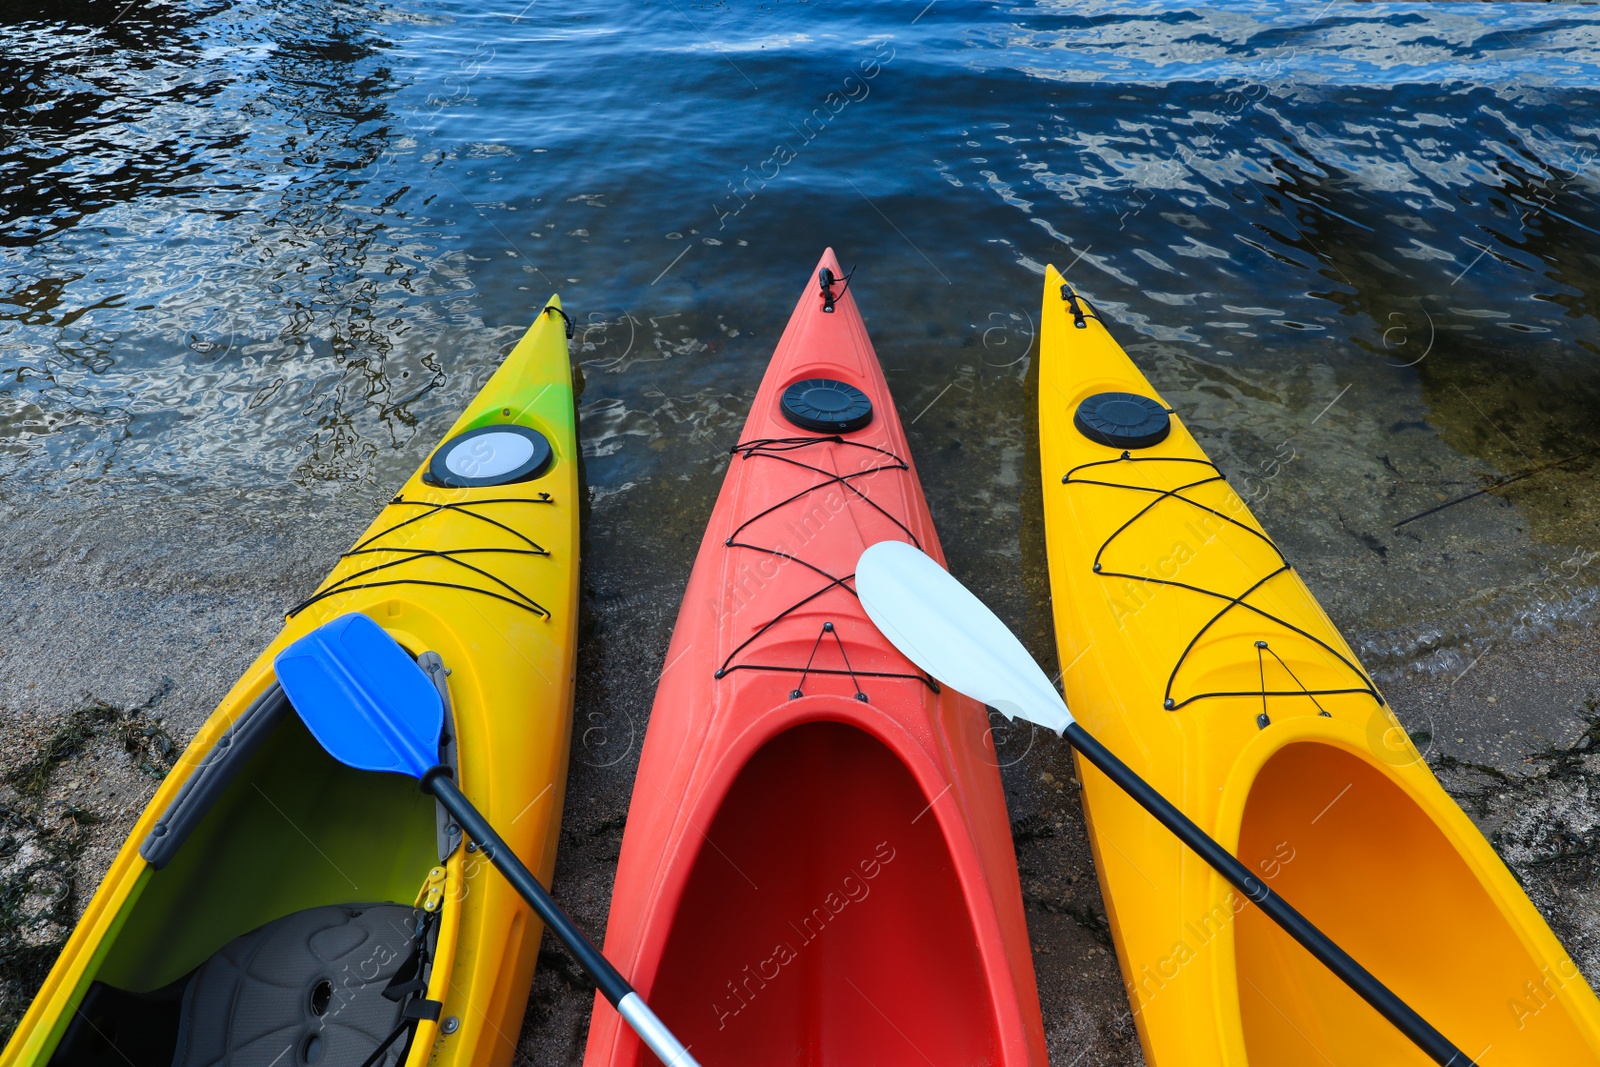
(5, 0, 1600, 1058)
(5, 0, 1598, 686)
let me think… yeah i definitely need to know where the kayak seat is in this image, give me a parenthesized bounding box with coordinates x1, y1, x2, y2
(170, 903, 425, 1067)
(49, 904, 428, 1067)
(647, 721, 1002, 1066)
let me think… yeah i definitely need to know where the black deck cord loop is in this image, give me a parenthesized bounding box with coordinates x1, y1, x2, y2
(726, 663, 938, 690)
(791, 622, 830, 698)
(790, 622, 869, 701)
(829, 622, 869, 701)
(714, 435, 936, 693)
(733, 434, 843, 456)
(1256, 641, 1270, 727)
(1158, 566, 1376, 712)
(318, 548, 548, 612)
(1061, 283, 1088, 329)
(287, 496, 555, 620)
(1062, 723, 1471, 1067)
(543, 303, 575, 339)
(357, 496, 553, 554)
(718, 574, 856, 677)
(1062, 454, 1380, 712)
(1071, 458, 1271, 568)
(714, 568, 939, 694)
(1263, 643, 1335, 717)
(289, 579, 550, 621)
(727, 438, 919, 550)
(726, 459, 915, 549)
(818, 264, 856, 314)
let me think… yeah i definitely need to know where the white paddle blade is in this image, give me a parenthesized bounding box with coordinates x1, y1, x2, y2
(856, 540, 1073, 732)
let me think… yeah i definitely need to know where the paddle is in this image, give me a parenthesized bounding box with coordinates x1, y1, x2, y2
(854, 541, 1471, 1067)
(273, 613, 700, 1067)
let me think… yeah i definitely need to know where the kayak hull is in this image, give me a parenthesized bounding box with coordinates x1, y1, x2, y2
(583, 251, 1048, 1067)
(1036, 265, 1600, 1066)
(3, 304, 581, 1067)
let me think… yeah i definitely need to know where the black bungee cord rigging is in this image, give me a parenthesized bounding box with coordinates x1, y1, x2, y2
(713, 435, 938, 696)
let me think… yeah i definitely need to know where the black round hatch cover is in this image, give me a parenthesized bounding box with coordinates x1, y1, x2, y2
(780, 378, 874, 433)
(1074, 392, 1171, 449)
(427, 424, 552, 488)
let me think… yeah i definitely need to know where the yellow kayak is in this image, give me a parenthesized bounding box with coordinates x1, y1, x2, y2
(1037, 265, 1600, 1066)
(3, 302, 580, 1067)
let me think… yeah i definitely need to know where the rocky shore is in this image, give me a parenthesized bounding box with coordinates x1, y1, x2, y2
(3, 477, 1596, 1064)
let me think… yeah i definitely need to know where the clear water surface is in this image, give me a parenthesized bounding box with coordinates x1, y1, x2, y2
(5, 0, 1600, 1058)
(6, 0, 1598, 679)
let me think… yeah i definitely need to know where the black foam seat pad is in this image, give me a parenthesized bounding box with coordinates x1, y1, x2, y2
(171, 904, 423, 1067)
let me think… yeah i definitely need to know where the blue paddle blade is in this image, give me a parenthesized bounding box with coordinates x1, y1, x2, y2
(273, 612, 443, 779)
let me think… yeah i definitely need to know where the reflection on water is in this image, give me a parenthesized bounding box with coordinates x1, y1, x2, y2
(3, 1, 1599, 680)
(3, 14, 1600, 668)
(6, 4, 1593, 639)
(4, 0, 1600, 1059)
(0, 0, 498, 490)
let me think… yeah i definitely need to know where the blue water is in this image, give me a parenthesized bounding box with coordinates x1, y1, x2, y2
(9, 0, 1600, 671)
(4, 2, 1600, 1060)
(3, 0, 1598, 666)
(6, 0, 1593, 489)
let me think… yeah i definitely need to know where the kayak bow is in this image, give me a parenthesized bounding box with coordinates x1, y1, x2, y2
(4, 303, 581, 1067)
(1037, 265, 1600, 1066)
(581, 250, 1050, 1067)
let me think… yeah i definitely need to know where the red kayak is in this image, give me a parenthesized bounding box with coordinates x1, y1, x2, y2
(582, 250, 1048, 1066)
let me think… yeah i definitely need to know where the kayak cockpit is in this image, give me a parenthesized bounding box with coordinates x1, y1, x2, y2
(45, 707, 438, 1067)
(1235, 741, 1591, 1065)
(643, 720, 1004, 1066)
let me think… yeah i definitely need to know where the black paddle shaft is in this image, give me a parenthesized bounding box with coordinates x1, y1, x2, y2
(420, 767, 632, 1007)
(1062, 723, 1470, 1067)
